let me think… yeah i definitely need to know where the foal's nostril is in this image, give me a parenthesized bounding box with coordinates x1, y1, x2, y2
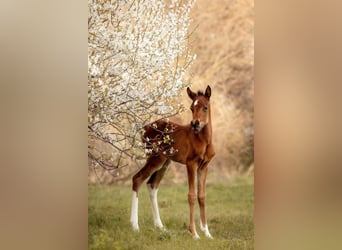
(191, 120, 200, 128)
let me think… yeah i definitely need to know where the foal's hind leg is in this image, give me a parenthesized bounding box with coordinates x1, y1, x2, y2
(146, 158, 171, 229)
(130, 155, 166, 232)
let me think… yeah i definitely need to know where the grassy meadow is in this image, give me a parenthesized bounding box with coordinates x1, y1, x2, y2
(89, 176, 254, 250)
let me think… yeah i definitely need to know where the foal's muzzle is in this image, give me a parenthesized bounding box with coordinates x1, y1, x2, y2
(190, 120, 200, 133)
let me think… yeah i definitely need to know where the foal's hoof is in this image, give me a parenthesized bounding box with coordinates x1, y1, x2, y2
(203, 229, 214, 239)
(188, 230, 200, 239)
(206, 233, 214, 239)
(200, 223, 214, 239)
(156, 226, 167, 232)
(193, 232, 200, 239)
(131, 223, 140, 232)
(154, 222, 164, 230)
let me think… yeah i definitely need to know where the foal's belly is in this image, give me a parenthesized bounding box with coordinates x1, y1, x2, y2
(168, 146, 206, 165)
(169, 153, 187, 165)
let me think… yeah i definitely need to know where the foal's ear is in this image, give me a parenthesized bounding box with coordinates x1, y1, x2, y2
(205, 85, 211, 99)
(187, 87, 196, 100)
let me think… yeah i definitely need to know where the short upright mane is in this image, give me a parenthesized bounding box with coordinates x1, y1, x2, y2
(197, 90, 204, 96)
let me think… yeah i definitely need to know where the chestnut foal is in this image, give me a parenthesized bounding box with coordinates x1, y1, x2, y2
(130, 85, 215, 239)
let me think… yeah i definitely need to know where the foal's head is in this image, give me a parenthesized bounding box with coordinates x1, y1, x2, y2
(187, 85, 211, 133)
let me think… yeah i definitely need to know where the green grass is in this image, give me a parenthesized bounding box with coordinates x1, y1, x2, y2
(89, 176, 254, 250)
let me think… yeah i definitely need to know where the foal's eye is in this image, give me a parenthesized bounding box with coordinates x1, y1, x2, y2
(203, 105, 208, 111)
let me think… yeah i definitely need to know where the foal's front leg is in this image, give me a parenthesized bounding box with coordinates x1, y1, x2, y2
(187, 162, 200, 239)
(197, 163, 213, 239)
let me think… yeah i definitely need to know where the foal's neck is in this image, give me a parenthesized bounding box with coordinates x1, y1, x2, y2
(199, 111, 212, 145)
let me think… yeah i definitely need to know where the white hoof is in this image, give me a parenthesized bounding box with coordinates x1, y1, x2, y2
(206, 232, 214, 239)
(200, 223, 213, 239)
(154, 221, 164, 230)
(193, 232, 200, 239)
(130, 221, 139, 232)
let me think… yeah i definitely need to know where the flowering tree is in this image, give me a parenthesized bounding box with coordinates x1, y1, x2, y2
(88, 0, 195, 177)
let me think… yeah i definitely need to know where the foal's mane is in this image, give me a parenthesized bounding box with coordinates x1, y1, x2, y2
(197, 90, 204, 96)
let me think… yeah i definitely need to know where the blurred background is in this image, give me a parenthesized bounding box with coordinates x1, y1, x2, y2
(3, 0, 342, 249)
(88, 0, 254, 184)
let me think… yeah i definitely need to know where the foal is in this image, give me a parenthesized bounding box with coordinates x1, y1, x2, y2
(130, 85, 215, 239)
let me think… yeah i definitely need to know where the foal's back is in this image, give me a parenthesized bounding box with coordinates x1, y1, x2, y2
(143, 119, 209, 165)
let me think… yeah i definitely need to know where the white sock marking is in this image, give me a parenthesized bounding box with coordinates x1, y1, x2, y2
(130, 191, 139, 231)
(200, 221, 213, 239)
(147, 184, 163, 229)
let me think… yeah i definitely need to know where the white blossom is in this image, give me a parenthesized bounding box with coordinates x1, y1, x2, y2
(88, 0, 195, 170)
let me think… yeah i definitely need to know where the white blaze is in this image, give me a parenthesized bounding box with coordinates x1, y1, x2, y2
(194, 99, 199, 106)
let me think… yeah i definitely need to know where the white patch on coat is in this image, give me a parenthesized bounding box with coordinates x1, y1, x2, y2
(130, 191, 139, 231)
(147, 184, 164, 229)
(194, 99, 199, 106)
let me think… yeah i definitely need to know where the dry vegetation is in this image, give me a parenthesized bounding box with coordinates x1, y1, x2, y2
(187, 0, 254, 178)
(89, 0, 254, 184)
